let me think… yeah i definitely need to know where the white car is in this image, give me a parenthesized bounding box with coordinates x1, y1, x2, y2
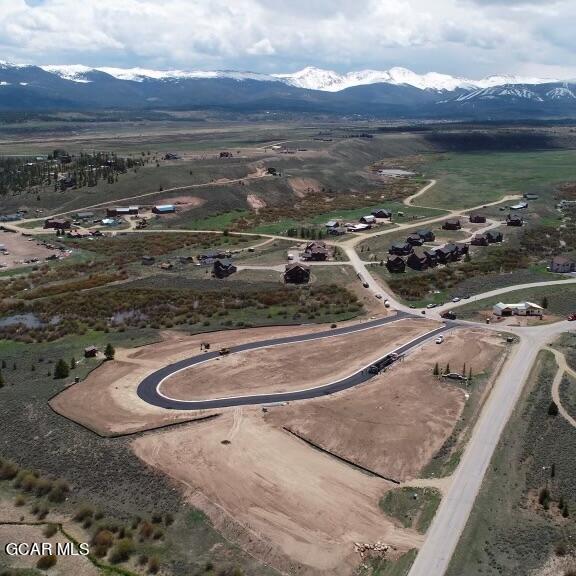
(435, 335, 444, 344)
(426, 303, 437, 309)
(452, 297, 461, 303)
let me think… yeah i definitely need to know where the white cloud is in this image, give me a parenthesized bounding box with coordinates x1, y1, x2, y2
(0, 0, 574, 77)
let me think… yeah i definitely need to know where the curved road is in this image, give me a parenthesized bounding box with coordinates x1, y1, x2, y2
(137, 313, 452, 410)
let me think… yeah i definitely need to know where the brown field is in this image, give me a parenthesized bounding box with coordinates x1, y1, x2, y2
(49, 317, 393, 436)
(132, 409, 424, 576)
(288, 177, 322, 197)
(246, 193, 267, 211)
(0, 231, 61, 270)
(267, 327, 505, 482)
(161, 318, 439, 400)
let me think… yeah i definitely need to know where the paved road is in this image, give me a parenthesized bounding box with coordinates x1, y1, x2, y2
(407, 320, 576, 576)
(137, 313, 451, 410)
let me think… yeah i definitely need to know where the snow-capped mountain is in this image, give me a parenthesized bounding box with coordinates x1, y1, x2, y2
(1, 60, 575, 118)
(38, 63, 557, 92)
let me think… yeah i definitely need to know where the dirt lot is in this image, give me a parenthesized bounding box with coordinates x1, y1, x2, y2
(288, 177, 322, 197)
(161, 318, 439, 400)
(132, 409, 424, 576)
(50, 318, 394, 436)
(267, 327, 506, 482)
(0, 231, 60, 270)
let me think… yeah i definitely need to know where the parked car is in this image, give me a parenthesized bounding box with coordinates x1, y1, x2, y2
(384, 299, 390, 308)
(375, 294, 382, 299)
(426, 303, 437, 309)
(441, 311, 457, 320)
(568, 314, 576, 321)
(452, 297, 461, 303)
(435, 335, 444, 344)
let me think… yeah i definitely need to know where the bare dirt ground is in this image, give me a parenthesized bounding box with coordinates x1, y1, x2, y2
(267, 327, 506, 482)
(49, 318, 394, 436)
(288, 177, 322, 198)
(161, 318, 439, 400)
(0, 231, 60, 270)
(0, 524, 99, 576)
(132, 409, 424, 576)
(246, 193, 267, 211)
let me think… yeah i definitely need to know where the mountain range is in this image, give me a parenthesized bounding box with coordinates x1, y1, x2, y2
(1, 61, 576, 118)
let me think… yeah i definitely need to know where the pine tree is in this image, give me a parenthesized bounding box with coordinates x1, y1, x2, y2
(468, 367, 473, 382)
(0, 370, 4, 388)
(433, 363, 439, 376)
(70, 357, 76, 370)
(548, 400, 559, 416)
(444, 363, 450, 375)
(104, 343, 115, 361)
(551, 463, 556, 478)
(2, 359, 6, 369)
(541, 296, 549, 309)
(462, 362, 466, 376)
(53, 359, 69, 380)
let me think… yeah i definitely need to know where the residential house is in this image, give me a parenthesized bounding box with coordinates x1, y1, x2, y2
(407, 249, 429, 271)
(325, 220, 340, 228)
(164, 152, 181, 160)
(388, 242, 413, 256)
(435, 243, 460, 263)
(152, 204, 176, 214)
(371, 209, 392, 219)
(442, 219, 461, 230)
(44, 218, 71, 230)
(456, 243, 469, 256)
(523, 193, 539, 200)
(493, 302, 543, 317)
(302, 241, 329, 261)
(284, 263, 310, 284)
(386, 256, 406, 273)
(550, 255, 576, 273)
(506, 214, 524, 226)
(107, 206, 139, 217)
(486, 230, 503, 243)
(76, 211, 95, 220)
(423, 249, 438, 267)
(84, 346, 98, 358)
(471, 234, 489, 246)
(141, 256, 155, 265)
(406, 233, 424, 246)
(469, 213, 487, 224)
(160, 262, 173, 270)
(417, 229, 435, 242)
(359, 215, 376, 225)
(327, 226, 347, 236)
(347, 223, 371, 232)
(213, 259, 237, 278)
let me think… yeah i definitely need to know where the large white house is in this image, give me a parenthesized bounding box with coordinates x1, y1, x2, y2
(493, 301, 543, 317)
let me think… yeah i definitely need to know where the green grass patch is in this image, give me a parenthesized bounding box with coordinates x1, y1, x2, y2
(379, 487, 441, 533)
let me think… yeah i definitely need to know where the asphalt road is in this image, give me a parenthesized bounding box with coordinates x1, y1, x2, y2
(137, 313, 451, 410)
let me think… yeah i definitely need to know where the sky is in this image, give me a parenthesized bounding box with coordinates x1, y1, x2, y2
(0, 0, 575, 79)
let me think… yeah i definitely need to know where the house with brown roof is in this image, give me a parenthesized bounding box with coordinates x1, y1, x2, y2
(371, 208, 392, 219)
(284, 263, 310, 284)
(407, 249, 429, 271)
(302, 241, 329, 261)
(506, 214, 524, 226)
(471, 234, 489, 246)
(469, 214, 487, 224)
(386, 256, 406, 273)
(44, 218, 71, 230)
(424, 249, 438, 267)
(550, 255, 576, 273)
(435, 243, 460, 263)
(442, 219, 462, 230)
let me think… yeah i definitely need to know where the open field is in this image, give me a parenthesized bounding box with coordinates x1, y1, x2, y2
(268, 327, 505, 482)
(133, 409, 423, 576)
(160, 318, 436, 400)
(446, 350, 576, 576)
(379, 487, 442, 534)
(422, 149, 576, 209)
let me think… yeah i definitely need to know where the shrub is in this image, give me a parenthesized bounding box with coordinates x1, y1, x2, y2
(74, 506, 94, 522)
(53, 359, 69, 379)
(92, 529, 114, 549)
(47, 480, 69, 503)
(36, 555, 57, 570)
(14, 495, 26, 507)
(148, 557, 160, 574)
(104, 343, 115, 360)
(109, 538, 135, 564)
(43, 524, 58, 538)
(548, 401, 559, 416)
